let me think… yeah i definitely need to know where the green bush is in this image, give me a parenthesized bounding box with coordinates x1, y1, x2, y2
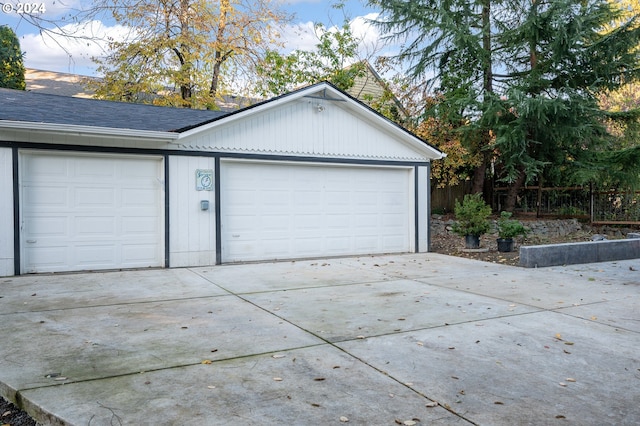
(496, 211, 528, 239)
(451, 193, 491, 237)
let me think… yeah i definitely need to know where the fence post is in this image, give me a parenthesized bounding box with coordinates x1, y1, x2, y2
(589, 183, 594, 224)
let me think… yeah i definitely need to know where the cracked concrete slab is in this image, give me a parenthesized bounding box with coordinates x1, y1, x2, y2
(0, 253, 638, 425)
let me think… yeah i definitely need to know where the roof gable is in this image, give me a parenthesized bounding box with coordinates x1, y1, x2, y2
(178, 82, 444, 160)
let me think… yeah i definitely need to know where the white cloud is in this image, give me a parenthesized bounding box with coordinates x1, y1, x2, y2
(276, 20, 320, 52)
(20, 20, 129, 75)
(276, 12, 395, 64)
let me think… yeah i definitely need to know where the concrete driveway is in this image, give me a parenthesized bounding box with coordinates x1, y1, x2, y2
(0, 253, 638, 425)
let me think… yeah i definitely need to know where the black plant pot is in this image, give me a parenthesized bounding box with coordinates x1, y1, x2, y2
(465, 235, 480, 249)
(496, 238, 515, 252)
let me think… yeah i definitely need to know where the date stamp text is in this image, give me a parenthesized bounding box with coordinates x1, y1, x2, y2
(2, 2, 47, 14)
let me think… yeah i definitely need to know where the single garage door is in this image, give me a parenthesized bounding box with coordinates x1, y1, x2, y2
(221, 161, 412, 262)
(21, 152, 164, 273)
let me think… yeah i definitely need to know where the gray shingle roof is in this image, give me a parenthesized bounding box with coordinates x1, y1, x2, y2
(0, 88, 229, 132)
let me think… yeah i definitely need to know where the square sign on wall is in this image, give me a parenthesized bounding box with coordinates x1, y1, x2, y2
(196, 169, 214, 191)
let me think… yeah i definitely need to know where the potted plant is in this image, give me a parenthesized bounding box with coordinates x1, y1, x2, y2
(451, 193, 492, 249)
(496, 211, 528, 252)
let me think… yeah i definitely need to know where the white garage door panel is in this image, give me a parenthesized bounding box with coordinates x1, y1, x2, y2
(221, 162, 411, 262)
(21, 153, 163, 273)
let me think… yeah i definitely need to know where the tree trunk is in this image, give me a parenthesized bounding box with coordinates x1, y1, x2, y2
(210, 0, 230, 99)
(473, 0, 493, 198)
(472, 161, 487, 195)
(504, 169, 526, 212)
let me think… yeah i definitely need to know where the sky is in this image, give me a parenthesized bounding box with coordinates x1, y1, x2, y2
(0, 0, 387, 77)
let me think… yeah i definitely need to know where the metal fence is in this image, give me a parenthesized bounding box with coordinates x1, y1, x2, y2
(493, 186, 591, 218)
(434, 185, 640, 225)
(591, 190, 640, 225)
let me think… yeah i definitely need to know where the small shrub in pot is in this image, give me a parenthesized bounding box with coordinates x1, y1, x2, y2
(451, 194, 492, 248)
(496, 211, 528, 252)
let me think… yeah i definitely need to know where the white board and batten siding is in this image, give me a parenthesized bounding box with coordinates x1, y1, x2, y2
(20, 152, 164, 273)
(178, 98, 429, 162)
(220, 160, 414, 263)
(168, 156, 216, 267)
(0, 148, 14, 276)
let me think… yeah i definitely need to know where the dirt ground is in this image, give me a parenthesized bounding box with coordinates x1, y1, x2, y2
(429, 229, 598, 266)
(1, 398, 35, 426)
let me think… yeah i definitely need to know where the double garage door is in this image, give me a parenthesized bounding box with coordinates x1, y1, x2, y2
(19, 153, 412, 273)
(220, 161, 412, 262)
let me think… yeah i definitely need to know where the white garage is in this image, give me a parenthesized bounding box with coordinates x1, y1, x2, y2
(20, 152, 164, 273)
(220, 161, 412, 262)
(0, 82, 444, 276)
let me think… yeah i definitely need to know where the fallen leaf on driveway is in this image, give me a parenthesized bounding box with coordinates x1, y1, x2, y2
(272, 354, 286, 359)
(425, 402, 438, 408)
(340, 416, 349, 422)
(566, 378, 576, 382)
(201, 360, 212, 364)
(273, 377, 283, 381)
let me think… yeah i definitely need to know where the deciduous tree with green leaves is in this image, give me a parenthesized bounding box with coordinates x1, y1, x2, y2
(254, 21, 366, 97)
(0, 25, 26, 91)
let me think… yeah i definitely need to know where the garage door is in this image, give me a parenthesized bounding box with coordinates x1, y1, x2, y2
(221, 161, 412, 262)
(21, 152, 164, 273)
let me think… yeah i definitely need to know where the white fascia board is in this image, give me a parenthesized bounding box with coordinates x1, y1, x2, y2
(0, 120, 179, 141)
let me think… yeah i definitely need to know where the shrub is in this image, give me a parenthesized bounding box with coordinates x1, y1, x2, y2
(496, 211, 528, 239)
(451, 193, 491, 237)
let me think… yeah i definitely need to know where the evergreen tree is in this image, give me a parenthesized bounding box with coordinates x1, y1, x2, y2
(0, 26, 26, 91)
(369, 0, 640, 209)
(368, 0, 495, 195)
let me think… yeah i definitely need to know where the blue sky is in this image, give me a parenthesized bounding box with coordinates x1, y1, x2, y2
(286, 0, 374, 24)
(0, 0, 382, 76)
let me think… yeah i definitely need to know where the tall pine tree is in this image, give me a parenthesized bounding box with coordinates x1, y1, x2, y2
(370, 0, 640, 209)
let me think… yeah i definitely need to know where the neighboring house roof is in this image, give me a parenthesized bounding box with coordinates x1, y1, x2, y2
(346, 61, 409, 118)
(0, 81, 445, 160)
(0, 87, 227, 132)
(25, 68, 256, 111)
(25, 68, 96, 98)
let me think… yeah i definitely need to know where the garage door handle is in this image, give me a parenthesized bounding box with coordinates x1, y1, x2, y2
(26, 240, 37, 244)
